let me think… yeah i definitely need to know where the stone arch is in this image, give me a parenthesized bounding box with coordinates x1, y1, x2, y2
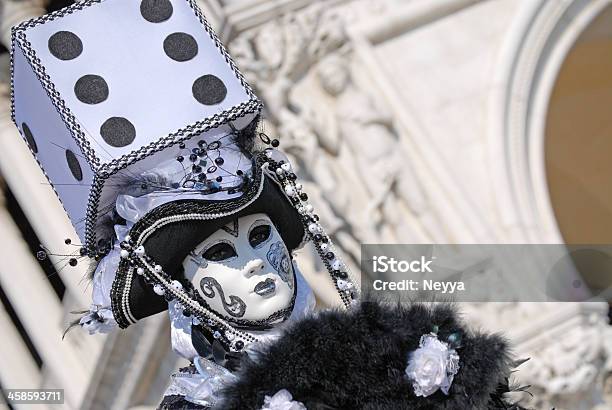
(488, 0, 611, 243)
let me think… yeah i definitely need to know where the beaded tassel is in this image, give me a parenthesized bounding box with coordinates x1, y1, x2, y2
(259, 140, 360, 308)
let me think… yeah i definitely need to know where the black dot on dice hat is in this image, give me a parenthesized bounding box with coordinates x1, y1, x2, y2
(65, 149, 83, 181)
(74, 75, 109, 104)
(192, 75, 227, 105)
(48, 31, 83, 60)
(100, 117, 136, 147)
(140, 0, 173, 23)
(164, 32, 198, 62)
(21, 122, 38, 153)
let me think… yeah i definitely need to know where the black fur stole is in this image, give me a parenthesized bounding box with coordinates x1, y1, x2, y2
(219, 301, 529, 409)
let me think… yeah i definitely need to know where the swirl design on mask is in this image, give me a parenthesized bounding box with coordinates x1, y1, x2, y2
(200, 277, 247, 318)
(267, 241, 293, 290)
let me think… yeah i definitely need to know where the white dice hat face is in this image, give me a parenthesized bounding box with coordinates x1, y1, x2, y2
(11, 0, 260, 246)
(182, 213, 296, 322)
(22, 0, 250, 160)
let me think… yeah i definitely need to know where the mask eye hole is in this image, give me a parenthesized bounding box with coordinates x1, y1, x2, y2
(202, 242, 237, 262)
(249, 224, 271, 248)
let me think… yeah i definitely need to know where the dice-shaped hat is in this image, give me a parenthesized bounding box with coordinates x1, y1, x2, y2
(11, 0, 261, 253)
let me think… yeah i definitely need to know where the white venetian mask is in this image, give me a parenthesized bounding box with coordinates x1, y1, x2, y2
(182, 213, 295, 325)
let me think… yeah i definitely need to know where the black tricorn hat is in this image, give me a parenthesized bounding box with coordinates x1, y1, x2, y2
(110, 158, 305, 328)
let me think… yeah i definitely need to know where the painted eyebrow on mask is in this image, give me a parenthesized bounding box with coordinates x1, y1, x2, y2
(248, 218, 269, 232)
(220, 219, 239, 237)
(190, 218, 242, 255)
(191, 218, 270, 255)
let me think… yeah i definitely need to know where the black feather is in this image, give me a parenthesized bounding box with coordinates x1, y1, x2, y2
(191, 326, 213, 360)
(213, 339, 228, 366)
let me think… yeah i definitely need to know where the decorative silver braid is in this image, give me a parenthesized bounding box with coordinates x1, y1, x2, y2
(138, 257, 258, 348)
(263, 150, 360, 309)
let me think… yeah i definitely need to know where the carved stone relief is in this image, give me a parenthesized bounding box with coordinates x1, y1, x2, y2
(229, 2, 435, 277)
(228, 1, 612, 408)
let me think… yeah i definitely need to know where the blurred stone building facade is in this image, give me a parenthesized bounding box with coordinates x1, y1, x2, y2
(1, 0, 612, 409)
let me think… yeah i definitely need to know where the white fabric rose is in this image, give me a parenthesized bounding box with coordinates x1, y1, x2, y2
(405, 333, 460, 397)
(261, 389, 306, 410)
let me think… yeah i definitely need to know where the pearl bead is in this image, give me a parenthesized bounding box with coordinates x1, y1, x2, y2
(226, 332, 235, 341)
(284, 185, 295, 196)
(337, 279, 353, 291)
(281, 163, 291, 172)
(305, 204, 314, 213)
(153, 284, 164, 295)
(154, 265, 163, 273)
(136, 267, 144, 275)
(335, 270, 348, 279)
(331, 259, 343, 271)
(320, 243, 329, 252)
(295, 183, 303, 191)
(171, 280, 183, 290)
(213, 331, 221, 339)
(276, 168, 284, 176)
(308, 223, 318, 234)
(192, 317, 201, 326)
(135, 246, 145, 256)
(120, 249, 129, 259)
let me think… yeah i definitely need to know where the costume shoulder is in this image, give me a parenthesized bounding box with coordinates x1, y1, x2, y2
(220, 301, 528, 410)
